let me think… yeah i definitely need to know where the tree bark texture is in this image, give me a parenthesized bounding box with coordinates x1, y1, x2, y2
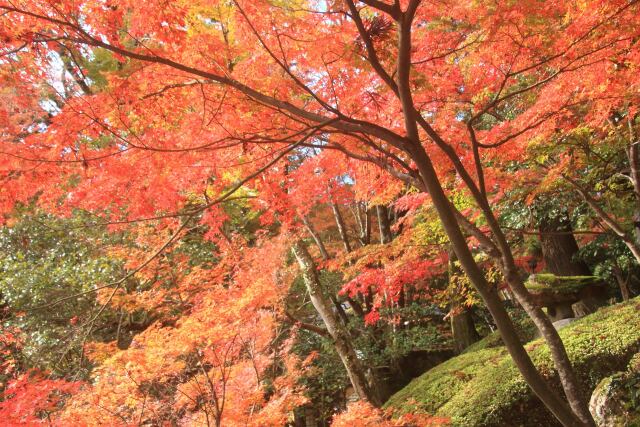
(292, 241, 381, 406)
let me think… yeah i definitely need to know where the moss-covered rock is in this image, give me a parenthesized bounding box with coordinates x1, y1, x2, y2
(525, 274, 602, 294)
(589, 353, 640, 426)
(525, 274, 607, 321)
(589, 371, 640, 426)
(386, 298, 640, 426)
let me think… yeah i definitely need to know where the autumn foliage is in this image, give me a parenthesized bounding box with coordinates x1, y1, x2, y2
(332, 401, 448, 427)
(0, 0, 640, 425)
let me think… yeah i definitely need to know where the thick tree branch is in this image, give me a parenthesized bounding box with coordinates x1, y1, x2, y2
(283, 310, 330, 337)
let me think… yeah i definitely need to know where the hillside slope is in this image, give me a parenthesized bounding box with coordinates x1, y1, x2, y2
(385, 298, 640, 426)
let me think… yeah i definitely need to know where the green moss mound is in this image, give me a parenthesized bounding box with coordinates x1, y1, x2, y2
(462, 316, 536, 354)
(386, 298, 640, 426)
(384, 347, 509, 415)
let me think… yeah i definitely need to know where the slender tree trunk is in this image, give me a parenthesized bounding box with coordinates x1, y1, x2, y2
(421, 156, 595, 423)
(396, 61, 595, 425)
(408, 147, 585, 427)
(331, 201, 352, 253)
(364, 206, 372, 245)
(612, 264, 631, 301)
(446, 172, 594, 425)
(304, 211, 366, 319)
(366, 6, 591, 424)
(501, 266, 593, 426)
(563, 173, 640, 265)
(352, 202, 371, 245)
(393, 12, 588, 421)
(394, 14, 589, 422)
(302, 215, 330, 261)
(292, 241, 381, 406)
(626, 123, 640, 248)
(376, 205, 393, 244)
(469, 201, 594, 425)
(457, 182, 593, 425)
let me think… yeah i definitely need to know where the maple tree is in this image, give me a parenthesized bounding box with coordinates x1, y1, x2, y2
(0, 0, 640, 425)
(0, 370, 80, 424)
(331, 401, 446, 427)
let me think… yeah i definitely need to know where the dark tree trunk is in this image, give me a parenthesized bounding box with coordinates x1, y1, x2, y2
(612, 264, 631, 302)
(330, 294, 350, 325)
(451, 310, 480, 353)
(448, 248, 480, 353)
(538, 211, 607, 316)
(408, 146, 586, 426)
(331, 201, 352, 253)
(346, 296, 365, 318)
(363, 206, 371, 245)
(626, 134, 640, 249)
(538, 212, 591, 276)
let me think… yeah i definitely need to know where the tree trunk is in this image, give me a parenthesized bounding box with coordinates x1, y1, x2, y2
(448, 248, 479, 353)
(563, 173, 640, 265)
(538, 211, 605, 316)
(400, 12, 589, 424)
(302, 215, 330, 261)
(331, 201, 352, 253)
(330, 294, 350, 325)
(408, 146, 585, 427)
(538, 212, 591, 276)
(352, 202, 371, 246)
(460, 185, 594, 425)
(304, 212, 365, 317)
(376, 205, 393, 244)
(292, 241, 381, 406)
(451, 309, 480, 353)
(364, 206, 372, 245)
(612, 264, 631, 302)
(417, 148, 595, 424)
(626, 138, 640, 249)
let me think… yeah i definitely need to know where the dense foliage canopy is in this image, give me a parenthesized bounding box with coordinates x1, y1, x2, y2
(1, 0, 640, 425)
